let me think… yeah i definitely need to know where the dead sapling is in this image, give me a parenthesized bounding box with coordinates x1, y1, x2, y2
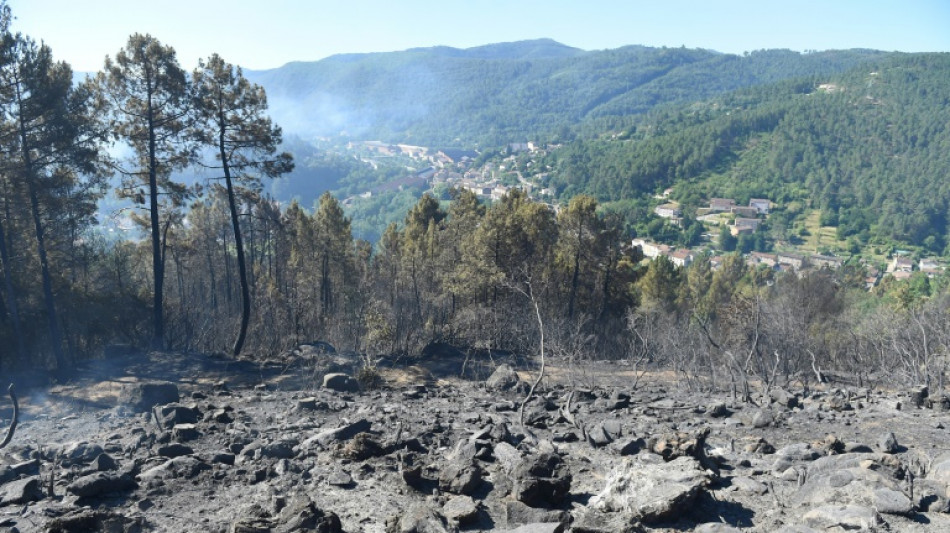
(0, 384, 18, 449)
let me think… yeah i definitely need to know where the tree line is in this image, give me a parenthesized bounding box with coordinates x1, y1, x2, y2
(1, 1, 948, 399)
(0, 3, 290, 373)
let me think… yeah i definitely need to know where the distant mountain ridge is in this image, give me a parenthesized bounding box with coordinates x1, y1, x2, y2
(245, 39, 889, 146)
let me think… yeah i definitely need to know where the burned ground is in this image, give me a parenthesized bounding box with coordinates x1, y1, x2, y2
(0, 349, 948, 532)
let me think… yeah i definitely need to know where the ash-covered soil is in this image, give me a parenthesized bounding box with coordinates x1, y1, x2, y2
(0, 347, 949, 532)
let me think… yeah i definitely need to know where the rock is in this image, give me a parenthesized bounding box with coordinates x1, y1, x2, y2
(439, 460, 483, 496)
(59, 441, 106, 466)
(152, 403, 200, 429)
(512, 453, 572, 508)
(139, 456, 210, 485)
(0, 458, 40, 483)
(275, 494, 343, 533)
(386, 501, 454, 533)
(741, 436, 775, 454)
(501, 524, 565, 533)
(915, 479, 950, 512)
(0, 476, 43, 505)
(650, 427, 709, 461)
(118, 381, 179, 413)
(771, 443, 820, 473)
(296, 397, 328, 411)
(211, 408, 234, 423)
(876, 432, 899, 454)
(801, 504, 882, 530)
(486, 364, 524, 392)
(706, 402, 731, 418)
(257, 439, 298, 460)
(442, 495, 479, 525)
(299, 418, 372, 450)
(731, 476, 768, 494)
(158, 443, 194, 458)
(66, 471, 136, 498)
(341, 432, 385, 460)
(172, 423, 200, 441)
(589, 455, 709, 524)
(794, 453, 912, 515)
(46, 510, 145, 533)
(769, 388, 800, 409)
(585, 423, 613, 447)
(212, 453, 236, 465)
(502, 501, 569, 529)
(93, 453, 119, 471)
(612, 437, 646, 456)
(746, 408, 774, 428)
(327, 470, 353, 487)
(322, 373, 359, 393)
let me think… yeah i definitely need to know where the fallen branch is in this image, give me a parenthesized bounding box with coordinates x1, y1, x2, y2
(0, 384, 18, 449)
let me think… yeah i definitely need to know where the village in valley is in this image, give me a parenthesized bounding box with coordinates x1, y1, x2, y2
(641, 191, 947, 289)
(338, 139, 946, 290)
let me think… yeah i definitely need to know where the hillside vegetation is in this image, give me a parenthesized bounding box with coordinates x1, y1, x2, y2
(545, 53, 950, 252)
(247, 40, 886, 146)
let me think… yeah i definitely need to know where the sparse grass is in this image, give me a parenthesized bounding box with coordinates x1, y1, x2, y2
(800, 210, 848, 255)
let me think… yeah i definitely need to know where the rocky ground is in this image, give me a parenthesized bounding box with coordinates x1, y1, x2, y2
(0, 346, 948, 532)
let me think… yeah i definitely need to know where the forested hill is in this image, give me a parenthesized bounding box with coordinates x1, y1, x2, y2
(547, 53, 950, 251)
(245, 40, 887, 146)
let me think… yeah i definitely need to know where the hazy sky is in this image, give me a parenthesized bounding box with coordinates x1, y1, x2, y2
(7, 0, 950, 72)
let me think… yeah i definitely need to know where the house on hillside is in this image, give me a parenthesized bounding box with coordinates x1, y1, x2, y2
(811, 254, 843, 269)
(887, 256, 914, 274)
(654, 203, 682, 219)
(919, 257, 946, 277)
(731, 218, 761, 235)
(670, 249, 694, 267)
(709, 198, 737, 212)
(731, 206, 759, 218)
(748, 252, 778, 268)
(749, 198, 771, 215)
(632, 238, 671, 260)
(776, 252, 805, 270)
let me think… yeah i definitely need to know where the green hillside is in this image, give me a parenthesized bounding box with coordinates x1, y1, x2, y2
(246, 41, 886, 146)
(545, 53, 950, 252)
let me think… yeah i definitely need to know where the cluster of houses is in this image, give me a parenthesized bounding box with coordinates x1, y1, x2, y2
(886, 255, 947, 281)
(632, 235, 947, 290)
(345, 140, 560, 205)
(655, 197, 771, 236)
(349, 141, 480, 169)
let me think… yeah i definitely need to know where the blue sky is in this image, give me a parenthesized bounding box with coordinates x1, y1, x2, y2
(8, 0, 950, 72)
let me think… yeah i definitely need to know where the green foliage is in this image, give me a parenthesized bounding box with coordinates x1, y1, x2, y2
(248, 43, 884, 147)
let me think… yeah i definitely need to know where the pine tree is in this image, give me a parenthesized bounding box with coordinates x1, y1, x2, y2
(98, 34, 193, 350)
(0, 33, 103, 371)
(192, 54, 292, 355)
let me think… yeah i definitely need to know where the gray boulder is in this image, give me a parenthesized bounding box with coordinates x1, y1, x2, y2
(793, 453, 912, 515)
(322, 372, 359, 393)
(589, 454, 709, 524)
(486, 364, 524, 392)
(152, 403, 200, 429)
(386, 501, 455, 533)
(442, 495, 479, 525)
(66, 471, 136, 498)
(0, 476, 43, 505)
(801, 504, 882, 530)
(118, 381, 179, 412)
(512, 453, 572, 508)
